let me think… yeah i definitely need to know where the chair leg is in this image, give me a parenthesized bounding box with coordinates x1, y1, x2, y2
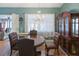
(10, 50, 12, 56)
(47, 50, 49, 56)
(45, 48, 49, 56)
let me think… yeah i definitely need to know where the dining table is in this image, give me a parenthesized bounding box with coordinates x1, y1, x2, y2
(26, 35, 46, 56)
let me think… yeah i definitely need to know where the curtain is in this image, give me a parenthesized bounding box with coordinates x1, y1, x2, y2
(12, 13, 19, 33)
(27, 14, 55, 34)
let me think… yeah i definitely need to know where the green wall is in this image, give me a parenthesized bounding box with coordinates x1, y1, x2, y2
(0, 7, 60, 14)
(0, 7, 60, 32)
(60, 3, 79, 13)
(0, 4, 79, 15)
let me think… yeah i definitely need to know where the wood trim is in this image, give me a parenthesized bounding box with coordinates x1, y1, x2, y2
(69, 13, 72, 36)
(64, 17, 65, 35)
(63, 12, 70, 17)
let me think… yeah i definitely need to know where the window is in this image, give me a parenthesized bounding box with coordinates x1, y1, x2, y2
(28, 14, 55, 33)
(0, 15, 12, 32)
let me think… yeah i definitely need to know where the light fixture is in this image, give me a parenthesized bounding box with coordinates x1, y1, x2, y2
(37, 10, 41, 14)
(37, 3, 41, 14)
(37, 3, 44, 21)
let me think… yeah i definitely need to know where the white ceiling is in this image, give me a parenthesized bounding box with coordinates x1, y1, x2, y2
(0, 3, 63, 8)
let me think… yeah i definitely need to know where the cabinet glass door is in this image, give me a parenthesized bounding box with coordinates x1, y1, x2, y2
(65, 16, 69, 35)
(72, 18, 75, 36)
(62, 18, 64, 35)
(56, 19, 59, 32)
(72, 16, 79, 36)
(59, 20, 61, 33)
(59, 19, 62, 33)
(75, 18, 78, 35)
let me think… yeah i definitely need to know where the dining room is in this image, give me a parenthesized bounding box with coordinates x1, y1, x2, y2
(0, 3, 61, 56)
(0, 3, 79, 56)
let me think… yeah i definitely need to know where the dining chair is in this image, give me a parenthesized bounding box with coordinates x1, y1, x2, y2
(8, 32, 19, 55)
(18, 39, 35, 56)
(45, 35, 60, 56)
(29, 30, 37, 38)
(29, 30, 42, 55)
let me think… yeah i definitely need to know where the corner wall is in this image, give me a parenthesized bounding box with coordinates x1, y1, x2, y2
(60, 3, 79, 13)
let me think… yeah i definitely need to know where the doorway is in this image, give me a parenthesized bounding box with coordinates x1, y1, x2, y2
(0, 15, 12, 33)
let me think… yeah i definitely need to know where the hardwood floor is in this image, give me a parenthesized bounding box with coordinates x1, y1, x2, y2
(11, 48, 68, 56)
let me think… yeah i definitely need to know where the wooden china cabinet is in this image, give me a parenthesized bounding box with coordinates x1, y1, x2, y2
(56, 12, 79, 55)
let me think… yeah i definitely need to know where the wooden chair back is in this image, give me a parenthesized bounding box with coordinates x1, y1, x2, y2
(18, 39, 35, 56)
